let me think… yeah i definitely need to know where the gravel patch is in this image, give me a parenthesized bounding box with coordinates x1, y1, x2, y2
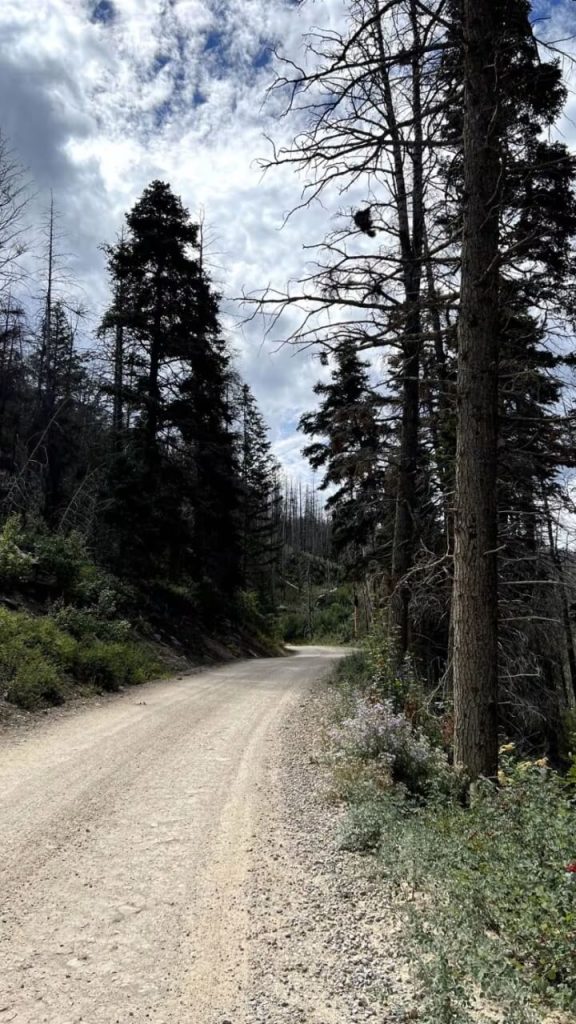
(246, 683, 417, 1024)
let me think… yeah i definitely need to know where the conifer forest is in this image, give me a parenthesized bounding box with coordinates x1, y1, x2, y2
(2, 2, 576, 1020)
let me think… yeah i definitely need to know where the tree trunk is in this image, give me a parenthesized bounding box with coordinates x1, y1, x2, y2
(374, 2, 424, 668)
(146, 269, 163, 459)
(452, 0, 502, 779)
(389, 331, 420, 664)
(544, 492, 576, 709)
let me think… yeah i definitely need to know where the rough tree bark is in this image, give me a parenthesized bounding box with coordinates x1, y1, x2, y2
(374, 1, 425, 667)
(452, 0, 502, 779)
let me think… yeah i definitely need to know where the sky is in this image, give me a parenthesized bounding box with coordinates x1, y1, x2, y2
(0, 0, 351, 480)
(0, 0, 574, 483)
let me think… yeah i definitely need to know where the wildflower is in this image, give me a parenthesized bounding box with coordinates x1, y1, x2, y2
(564, 861, 576, 875)
(329, 693, 450, 794)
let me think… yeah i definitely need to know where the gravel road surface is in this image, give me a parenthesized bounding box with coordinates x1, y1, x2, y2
(0, 646, 356, 1024)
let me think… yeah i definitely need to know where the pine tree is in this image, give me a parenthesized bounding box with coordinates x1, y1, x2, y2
(26, 301, 91, 526)
(300, 342, 387, 577)
(442, 0, 576, 771)
(100, 181, 241, 596)
(236, 383, 281, 604)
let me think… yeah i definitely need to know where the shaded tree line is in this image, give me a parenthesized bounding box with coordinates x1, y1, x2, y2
(0, 177, 285, 629)
(261, 0, 576, 774)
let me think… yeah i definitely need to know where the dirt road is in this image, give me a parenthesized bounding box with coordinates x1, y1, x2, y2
(0, 647, 345, 1024)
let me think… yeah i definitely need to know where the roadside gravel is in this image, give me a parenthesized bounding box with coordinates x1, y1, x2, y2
(246, 685, 417, 1024)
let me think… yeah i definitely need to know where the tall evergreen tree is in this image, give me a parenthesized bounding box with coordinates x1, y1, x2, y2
(236, 382, 281, 604)
(26, 301, 92, 526)
(438, 0, 576, 770)
(300, 341, 388, 577)
(100, 181, 241, 593)
(451, 0, 502, 779)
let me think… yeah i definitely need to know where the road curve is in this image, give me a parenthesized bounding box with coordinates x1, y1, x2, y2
(0, 646, 344, 1024)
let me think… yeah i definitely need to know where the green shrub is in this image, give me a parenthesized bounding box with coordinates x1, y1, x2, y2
(330, 650, 373, 691)
(0, 606, 161, 707)
(0, 607, 77, 678)
(31, 531, 87, 593)
(329, 692, 458, 804)
(340, 796, 393, 851)
(70, 561, 131, 612)
(279, 609, 308, 642)
(0, 515, 35, 586)
(6, 656, 66, 709)
(235, 589, 269, 634)
(54, 606, 131, 643)
(230, 590, 282, 652)
(334, 630, 449, 750)
(72, 641, 159, 691)
(278, 584, 358, 644)
(376, 762, 576, 1022)
(326, 647, 576, 1021)
(331, 730, 576, 1020)
(0, 519, 129, 609)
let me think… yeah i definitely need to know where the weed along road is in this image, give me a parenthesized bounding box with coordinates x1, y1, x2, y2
(0, 646, 344, 1024)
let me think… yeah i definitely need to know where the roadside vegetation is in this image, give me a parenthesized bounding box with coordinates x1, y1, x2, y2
(0, 516, 164, 709)
(0, 512, 292, 712)
(326, 645, 576, 1024)
(0, 178, 316, 712)
(277, 578, 360, 645)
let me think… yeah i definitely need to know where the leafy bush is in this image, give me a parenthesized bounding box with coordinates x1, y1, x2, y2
(0, 607, 76, 677)
(330, 649, 373, 690)
(311, 598, 357, 643)
(340, 797, 392, 852)
(279, 609, 308, 642)
(326, 653, 576, 1022)
(337, 629, 450, 749)
(0, 606, 161, 708)
(230, 590, 282, 653)
(235, 589, 270, 635)
(278, 584, 358, 644)
(376, 761, 576, 1022)
(72, 641, 158, 691)
(330, 694, 456, 799)
(0, 515, 35, 586)
(70, 561, 132, 612)
(0, 516, 130, 612)
(54, 606, 131, 643)
(6, 656, 66, 709)
(30, 530, 87, 593)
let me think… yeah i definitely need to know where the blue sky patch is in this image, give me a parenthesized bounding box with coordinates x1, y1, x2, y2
(204, 30, 225, 53)
(91, 0, 115, 25)
(254, 46, 272, 70)
(153, 53, 171, 73)
(154, 98, 173, 129)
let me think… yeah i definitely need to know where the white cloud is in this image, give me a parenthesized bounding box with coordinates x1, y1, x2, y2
(2, 0, 574, 488)
(0, 0, 352, 483)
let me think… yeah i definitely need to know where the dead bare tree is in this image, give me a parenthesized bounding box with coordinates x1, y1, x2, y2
(253, 0, 454, 665)
(0, 132, 30, 295)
